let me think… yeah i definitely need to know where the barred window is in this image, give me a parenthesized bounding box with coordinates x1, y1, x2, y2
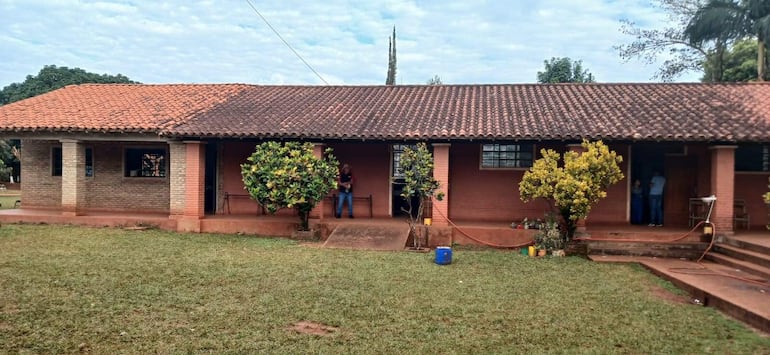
(392, 144, 417, 178)
(125, 148, 166, 177)
(481, 144, 533, 169)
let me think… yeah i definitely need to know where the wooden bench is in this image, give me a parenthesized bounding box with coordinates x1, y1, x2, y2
(329, 194, 373, 218)
(223, 192, 265, 215)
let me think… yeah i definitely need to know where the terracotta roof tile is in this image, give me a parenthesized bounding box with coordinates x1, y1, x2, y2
(2, 83, 770, 142)
(0, 84, 251, 133)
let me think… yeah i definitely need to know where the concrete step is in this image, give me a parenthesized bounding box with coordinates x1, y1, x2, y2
(587, 241, 707, 259)
(713, 243, 770, 269)
(705, 252, 770, 281)
(323, 223, 410, 251)
(590, 256, 770, 333)
(718, 236, 770, 255)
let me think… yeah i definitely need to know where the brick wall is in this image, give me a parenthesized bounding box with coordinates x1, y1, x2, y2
(448, 142, 553, 222)
(431, 144, 450, 225)
(219, 141, 393, 217)
(735, 173, 769, 228)
(82, 142, 170, 213)
(588, 143, 630, 224)
(20, 140, 61, 208)
(168, 141, 186, 215)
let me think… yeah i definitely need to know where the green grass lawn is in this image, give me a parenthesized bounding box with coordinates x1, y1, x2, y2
(1, 225, 768, 353)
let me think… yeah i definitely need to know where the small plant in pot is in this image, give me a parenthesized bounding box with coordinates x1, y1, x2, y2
(532, 214, 565, 257)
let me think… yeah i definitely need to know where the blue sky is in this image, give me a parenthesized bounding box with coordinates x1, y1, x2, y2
(0, 0, 701, 86)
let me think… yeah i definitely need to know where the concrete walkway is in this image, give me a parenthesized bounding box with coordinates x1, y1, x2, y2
(590, 255, 770, 333)
(323, 223, 410, 251)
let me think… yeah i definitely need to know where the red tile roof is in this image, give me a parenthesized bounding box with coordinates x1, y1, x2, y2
(0, 84, 251, 133)
(1, 83, 770, 142)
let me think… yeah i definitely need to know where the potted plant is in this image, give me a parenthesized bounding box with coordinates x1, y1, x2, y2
(532, 227, 551, 256)
(532, 214, 565, 257)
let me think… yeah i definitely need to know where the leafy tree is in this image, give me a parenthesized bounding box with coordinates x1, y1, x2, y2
(519, 140, 624, 241)
(426, 75, 443, 85)
(685, 0, 770, 81)
(703, 38, 767, 81)
(0, 65, 136, 105)
(397, 142, 444, 249)
(616, 0, 718, 81)
(241, 142, 339, 231)
(536, 57, 595, 83)
(386, 26, 397, 85)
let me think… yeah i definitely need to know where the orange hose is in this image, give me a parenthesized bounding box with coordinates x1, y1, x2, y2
(430, 200, 533, 248)
(432, 200, 767, 287)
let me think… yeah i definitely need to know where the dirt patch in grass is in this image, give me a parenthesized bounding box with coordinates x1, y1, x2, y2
(648, 283, 690, 305)
(289, 321, 339, 336)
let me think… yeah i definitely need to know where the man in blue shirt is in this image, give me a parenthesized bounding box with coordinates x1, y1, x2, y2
(648, 171, 666, 226)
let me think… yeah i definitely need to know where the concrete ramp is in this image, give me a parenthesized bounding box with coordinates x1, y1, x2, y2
(323, 224, 410, 251)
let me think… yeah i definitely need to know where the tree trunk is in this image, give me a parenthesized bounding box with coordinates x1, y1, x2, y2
(297, 204, 311, 231)
(758, 37, 767, 81)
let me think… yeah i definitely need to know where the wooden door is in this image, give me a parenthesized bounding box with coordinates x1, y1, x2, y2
(663, 156, 698, 227)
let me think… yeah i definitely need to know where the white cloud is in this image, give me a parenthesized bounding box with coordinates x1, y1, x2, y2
(0, 0, 702, 87)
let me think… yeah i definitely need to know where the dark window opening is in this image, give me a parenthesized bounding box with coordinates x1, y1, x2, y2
(735, 145, 769, 172)
(125, 148, 166, 177)
(52, 147, 62, 176)
(85, 148, 93, 177)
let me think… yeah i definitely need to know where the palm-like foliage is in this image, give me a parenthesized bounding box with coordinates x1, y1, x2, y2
(685, 0, 770, 80)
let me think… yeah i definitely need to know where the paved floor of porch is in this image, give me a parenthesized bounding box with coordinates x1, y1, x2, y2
(0, 208, 761, 244)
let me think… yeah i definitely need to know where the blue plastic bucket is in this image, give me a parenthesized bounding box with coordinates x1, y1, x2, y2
(434, 246, 452, 265)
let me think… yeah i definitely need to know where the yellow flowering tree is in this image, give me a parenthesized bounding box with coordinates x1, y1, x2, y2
(520, 140, 624, 240)
(241, 142, 339, 231)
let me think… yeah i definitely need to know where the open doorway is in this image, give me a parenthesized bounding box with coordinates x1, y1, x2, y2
(390, 144, 421, 218)
(631, 143, 696, 227)
(204, 141, 218, 214)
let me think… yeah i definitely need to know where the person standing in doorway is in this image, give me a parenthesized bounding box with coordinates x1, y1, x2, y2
(631, 179, 644, 224)
(336, 164, 354, 218)
(649, 171, 666, 227)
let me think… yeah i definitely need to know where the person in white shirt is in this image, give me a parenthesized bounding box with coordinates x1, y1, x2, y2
(648, 171, 666, 227)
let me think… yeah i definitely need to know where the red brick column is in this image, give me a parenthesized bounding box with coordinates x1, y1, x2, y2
(184, 141, 206, 218)
(567, 143, 587, 233)
(174, 141, 206, 232)
(60, 139, 85, 216)
(709, 145, 736, 235)
(309, 143, 325, 220)
(431, 143, 450, 226)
